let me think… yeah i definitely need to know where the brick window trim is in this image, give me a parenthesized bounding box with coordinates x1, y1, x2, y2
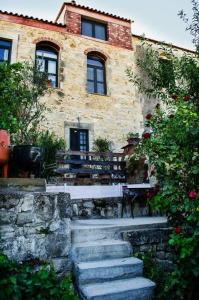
(33, 37, 63, 50)
(84, 47, 109, 60)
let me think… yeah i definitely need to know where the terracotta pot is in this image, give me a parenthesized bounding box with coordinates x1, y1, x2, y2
(0, 130, 10, 177)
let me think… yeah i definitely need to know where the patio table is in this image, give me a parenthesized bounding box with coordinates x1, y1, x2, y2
(121, 184, 153, 218)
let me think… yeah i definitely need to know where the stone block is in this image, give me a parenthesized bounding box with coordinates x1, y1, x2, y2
(156, 251, 165, 260)
(19, 194, 34, 212)
(0, 192, 21, 209)
(0, 211, 17, 225)
(34, 194, 55, 222)
(0, 178, 46, 192)
(57, 193, 72, 218)
(84, 201, 95, 209)
(16, 212, 34, 225)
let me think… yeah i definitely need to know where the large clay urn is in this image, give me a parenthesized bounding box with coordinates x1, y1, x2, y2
(0, 130, 10, 177)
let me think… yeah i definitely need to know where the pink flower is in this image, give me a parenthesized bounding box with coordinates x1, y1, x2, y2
(189, 191, 198, 200)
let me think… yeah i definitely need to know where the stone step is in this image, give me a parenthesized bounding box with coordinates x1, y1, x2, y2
(75, 257, 143, 285)
(80, 277, 155, 300)
(71, 217, 168, 243)
(72, 227, 118, 243)
(71, 240, 132, 262)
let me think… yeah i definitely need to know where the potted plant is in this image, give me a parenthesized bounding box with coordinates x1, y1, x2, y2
(126, 132, 140, 145)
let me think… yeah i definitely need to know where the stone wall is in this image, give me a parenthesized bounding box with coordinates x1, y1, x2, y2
(0, 191, 72, 276)
(123, 227, 174, 268)
(71, 197, 154, 219)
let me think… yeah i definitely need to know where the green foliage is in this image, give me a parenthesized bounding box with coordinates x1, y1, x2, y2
(93, 137, 112, 152)
(0, 253, 79, 300)
(127, 2, 199, 298)
(179, 0, 199, 48)
(127, 132, 139, 139)
(127, 43, 199, 110)
(0, 61, 49, 144)
(36, 130, 65, 177)
(135, 251, 169, 300)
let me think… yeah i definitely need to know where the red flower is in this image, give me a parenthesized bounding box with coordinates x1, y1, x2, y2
(189, 191, 198, 200)
(146, 113, 152, 120)
(171, 93, 178, 100)
(183, 95, 190, 101)
(143, 132, 151, 139)
(175, 226, 183, 234)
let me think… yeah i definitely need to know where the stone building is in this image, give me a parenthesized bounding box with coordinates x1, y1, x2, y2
(0, 1, 194, 151)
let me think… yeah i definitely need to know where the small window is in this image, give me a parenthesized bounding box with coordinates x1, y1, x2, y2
(0, 39, 12, 63)
(87, 55, 106, 95)
(82, 18, 107, 41)
(36, 43, 58, 88)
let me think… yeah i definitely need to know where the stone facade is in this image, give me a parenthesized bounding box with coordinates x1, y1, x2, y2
(0, 2, 144, 152)
(0, 2, 194, 151)
(0, 191, 72, 276)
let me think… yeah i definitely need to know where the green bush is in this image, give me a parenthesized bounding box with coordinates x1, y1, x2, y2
(0, 253, 79, 300)
(93, 137, 111, 153)
(36, 130, 66, 178)
(127, 1, 199, 298)
(135, 251, 170, 300)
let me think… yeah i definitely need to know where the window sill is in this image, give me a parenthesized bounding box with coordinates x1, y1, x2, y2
(81, 34, 108, 44)
(87, 92, 110, 97)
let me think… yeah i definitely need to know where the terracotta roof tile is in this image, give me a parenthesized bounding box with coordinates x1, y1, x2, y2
(65, 1, 132, 22)
(0, 9, 66, 27)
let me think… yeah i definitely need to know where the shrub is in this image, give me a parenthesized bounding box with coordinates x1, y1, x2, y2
(36, 130, 66, 177)
(0, 253, 79, 300)
(127, 1, 199, 298)
(93, 137, 112, 152)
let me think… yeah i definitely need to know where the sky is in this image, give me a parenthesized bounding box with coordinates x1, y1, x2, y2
(0, 0, 195, 50)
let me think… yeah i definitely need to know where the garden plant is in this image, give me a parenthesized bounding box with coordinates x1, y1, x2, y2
(127, 1, 199, 298)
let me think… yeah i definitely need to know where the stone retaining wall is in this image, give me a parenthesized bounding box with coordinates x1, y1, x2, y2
(0, 191, 72, 276)
(123, 228, 174, 268)
(71, 197, 155, 219)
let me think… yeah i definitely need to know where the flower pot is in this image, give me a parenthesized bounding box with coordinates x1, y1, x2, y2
(12, 145, 44, 178)
(0, 130, 10, 178)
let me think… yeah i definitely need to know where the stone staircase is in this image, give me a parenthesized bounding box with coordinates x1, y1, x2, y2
(71, 218, 162, 300)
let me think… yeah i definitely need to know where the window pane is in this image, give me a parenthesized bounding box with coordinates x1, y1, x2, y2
(97, 69, 104, 82)
(36, 58, 45, 72)
(87, 81, 95, 93)
(82, 20, 92, 37)
(36, 49, 57, 59)
(48, 60, 56, 74)
(0, 39, 12, 47)
(97, 83, 105, 94)
(87, 67, 94, 80)
(88, 58, 103, 67)
(95, 24, 106, 40)
(0, 48, 9, 61)
(48, 75, 57, 88)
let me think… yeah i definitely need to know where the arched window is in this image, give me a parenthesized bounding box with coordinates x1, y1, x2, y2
(36, 42, 58, 88)
(87, 53, 106, 95)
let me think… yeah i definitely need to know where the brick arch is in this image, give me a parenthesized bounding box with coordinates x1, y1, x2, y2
(84, 48, 109, 60)
(33, 37, 63, 50)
